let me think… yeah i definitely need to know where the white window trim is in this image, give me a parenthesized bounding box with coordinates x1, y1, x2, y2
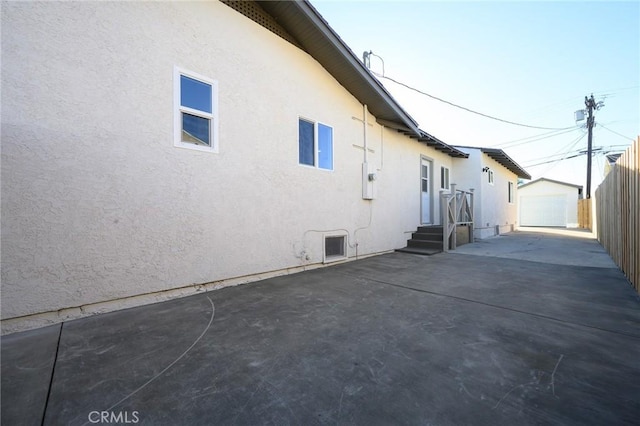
(298, 116, 334, 171)
(488, 170, 495, 185)
(441, 166, 450, 190)
(174, 66, 219, 153)
(323, 232, 348, 263)
(508, 181, 515, 204)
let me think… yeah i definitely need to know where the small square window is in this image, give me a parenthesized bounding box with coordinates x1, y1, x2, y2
(174, 67, 218, 152)
(440, 166, 450, 190)
(298, 118, 333, 170)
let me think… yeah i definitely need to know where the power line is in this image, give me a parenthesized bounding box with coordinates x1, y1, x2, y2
(526, 132, 587, 169)
(522, 132, 587, 165)
(598, 124, 636, 142)
(494, 127, 581, 148)
(374, 72, 574, 131)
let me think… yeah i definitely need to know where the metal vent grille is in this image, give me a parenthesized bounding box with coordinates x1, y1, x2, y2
(221, 1, 302, 49)
(324, 235, 346, 262)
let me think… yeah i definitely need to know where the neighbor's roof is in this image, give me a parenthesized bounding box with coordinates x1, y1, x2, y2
(454, 146, 531, 179)
(254, 1, 468, 159)
(606, 153, 622, 164)
(518, 177, 583, 190)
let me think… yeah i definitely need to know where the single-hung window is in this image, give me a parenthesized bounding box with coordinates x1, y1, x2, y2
(441, 166, 450, 190)
(298, 118, 333, 170)
(174, 67, 218, 152)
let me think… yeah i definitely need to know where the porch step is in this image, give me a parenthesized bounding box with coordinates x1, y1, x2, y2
(407, 239, 442, 250)
(396, 246, 442, 256)
(417, 225, 443, 235)
(411, 232, 442, 241)
(397, 225, 444, 256)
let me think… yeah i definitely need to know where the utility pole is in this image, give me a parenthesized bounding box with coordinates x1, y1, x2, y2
(585, 94, 595, 199)
(582, 94, 604, 198)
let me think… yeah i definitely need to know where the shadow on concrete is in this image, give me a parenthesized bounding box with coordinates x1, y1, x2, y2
(2, 230, 639, 425)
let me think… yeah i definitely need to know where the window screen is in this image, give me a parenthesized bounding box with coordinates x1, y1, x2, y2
(298, 119, 314, 166)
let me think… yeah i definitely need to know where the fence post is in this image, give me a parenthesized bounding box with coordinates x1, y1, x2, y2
(469, 188, 475, 243)
(450, 183, 457, 250)
(441, 191, 449, 252)
(439, 190, 445, 225)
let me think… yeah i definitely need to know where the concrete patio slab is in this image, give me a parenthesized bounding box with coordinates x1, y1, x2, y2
(2, 229, 639, 425)
(1, 324, 61, 426)
(452, 227, 617, 268)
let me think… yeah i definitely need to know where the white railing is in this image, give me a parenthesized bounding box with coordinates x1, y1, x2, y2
(440, 184, 474, 252)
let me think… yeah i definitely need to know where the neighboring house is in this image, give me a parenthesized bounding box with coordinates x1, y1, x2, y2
(2, 0, 474, 332)
(452, 147, 531, 239)
(518, 178, 583, 228)
(604, 153, 623, 176)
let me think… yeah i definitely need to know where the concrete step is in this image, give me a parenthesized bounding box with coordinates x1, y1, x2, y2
(417, 226, 444, 235)
(407, 239, 443, 250)
(396, 246, 442, 256)
(411, 232, 443, 241)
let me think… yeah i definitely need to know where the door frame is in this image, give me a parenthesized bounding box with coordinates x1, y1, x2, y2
(420, 156, 434, 225)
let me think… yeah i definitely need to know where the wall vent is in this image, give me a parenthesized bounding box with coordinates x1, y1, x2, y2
(220, 1, 303, 49)
(324, 235, 347, 263)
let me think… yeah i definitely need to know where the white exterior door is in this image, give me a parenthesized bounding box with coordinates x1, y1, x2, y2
(421, 158, 432, 224)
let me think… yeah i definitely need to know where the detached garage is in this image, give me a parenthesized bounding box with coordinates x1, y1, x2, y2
(518, 178, 583, 227)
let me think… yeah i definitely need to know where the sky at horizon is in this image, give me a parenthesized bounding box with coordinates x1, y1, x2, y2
(313, 0, 639, 189)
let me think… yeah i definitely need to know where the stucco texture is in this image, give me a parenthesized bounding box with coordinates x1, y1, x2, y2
(1, 1, 455, 324)
(452, 149, 520, 239)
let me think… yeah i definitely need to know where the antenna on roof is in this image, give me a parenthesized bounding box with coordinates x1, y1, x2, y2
(362, 51, 371, 69)
(362, 50, 385, 76)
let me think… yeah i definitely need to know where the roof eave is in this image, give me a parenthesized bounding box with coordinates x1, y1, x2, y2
(258, 0, 421, 136)
(480, 148, 531, 180)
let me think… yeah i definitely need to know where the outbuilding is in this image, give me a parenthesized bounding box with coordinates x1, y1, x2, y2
(518, 178, 583, 227)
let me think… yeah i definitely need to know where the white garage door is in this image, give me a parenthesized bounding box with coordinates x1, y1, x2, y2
(520, 195, 567, 227)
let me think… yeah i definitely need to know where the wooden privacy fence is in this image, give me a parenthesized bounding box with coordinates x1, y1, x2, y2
(578, 198, 591, 229)
(595, 136, 639, 293)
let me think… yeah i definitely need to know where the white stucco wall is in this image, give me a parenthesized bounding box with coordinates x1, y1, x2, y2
(1, 1, 455, 330)
(452, 148, 519, 239)
(518, 180, 581, 227)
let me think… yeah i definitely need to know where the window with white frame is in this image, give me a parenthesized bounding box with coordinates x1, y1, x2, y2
(174, 67, 218, 152)
(508, 181, 514, 203)
(488, 169, 494, 185)
(298, 118, 333, 170)
(440, 166, 450, 190)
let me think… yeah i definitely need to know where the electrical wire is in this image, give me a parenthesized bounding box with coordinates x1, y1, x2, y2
(522, 131, 587, 165)
(493, 127, 581, 149)
(598, 124, 636, 142)
(374, 72, 574, 131)
(527, 132, 587, 171)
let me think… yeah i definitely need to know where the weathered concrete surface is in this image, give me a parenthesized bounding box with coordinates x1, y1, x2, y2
(1, 324, 61, 426)
(2, 230, 639, 425)
(453, 227, 617, 268)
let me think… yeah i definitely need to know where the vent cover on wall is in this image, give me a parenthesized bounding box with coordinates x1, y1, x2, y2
(324, 235, 346, 262)
(220, 1, 303, 49)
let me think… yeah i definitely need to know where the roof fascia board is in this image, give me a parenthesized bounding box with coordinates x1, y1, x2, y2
(454, 146, 530, 179)
(518, 177, 583, 189)
(293, 0, 421, 136)
(483, 151, 531, 180)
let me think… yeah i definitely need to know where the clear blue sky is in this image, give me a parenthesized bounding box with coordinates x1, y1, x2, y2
(313, 0, 640, 188)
